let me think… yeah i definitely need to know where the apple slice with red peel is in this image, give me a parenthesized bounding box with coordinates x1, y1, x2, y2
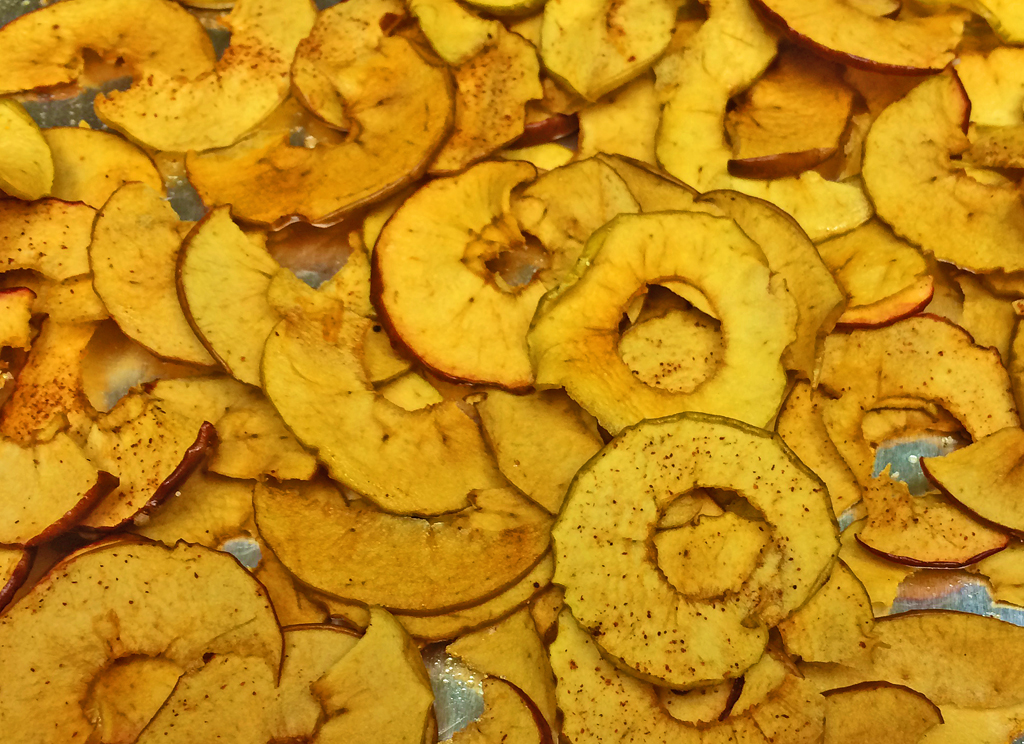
(750, 0, 963, 73)
(0, 547, 32, 612)
(0, 0, 216, 95)
(0, 199, 94, 281)
(856, 471, 1008, 568)
(0, 538, 282, 744)
(0, 99, 52, 201)
(254, 479, 550, 613)
(0, 287, 34, 350)
(822, 682, 943, 744)
(514, 110, 579, 149)
(91, 183, 216, 367)
(922, 427, 1024, 535)
(43, 128, 163, 208)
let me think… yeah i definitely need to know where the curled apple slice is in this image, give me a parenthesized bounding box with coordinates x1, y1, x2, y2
(0, 539, 282, 744)
(0, 0, 215, 95)
(530, 212, 796, 434)
(0, 199, 94, 281)
(0, 99, 52, 201)
(553, 413, 837, 688)
(0, 547, 31, 612)
(254, 479, 551, 613)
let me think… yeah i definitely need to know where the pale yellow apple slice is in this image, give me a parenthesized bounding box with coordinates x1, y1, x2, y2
(376, 371, 444, 411)
(0, 199, 94, 281)
(553, 413, 837, 688)
(0, 287, 34, 350)
(86, 657, 189, 744)
(656, 0, 872, 243)
(409, 0, 501, 66)
(0, 547, 32, 612)
(955, 272, 1016, 363)
(96, 0, 316, 152)
(0, 538, 282, 744)
(839, 521, 915, 612)
(0, 434, 117, 546)
(208, 394, 317, 481)
(921, 0, 1024, 43)
(451, 679, 549, 744)
(16, 275, 108, 324)
(187, 31, 454, 227)
(530, 212, 796, 434)
(0, 99, 52, 201)
(822, 682, 943, 744)
(0, 0, 215, 94)
(577, 73, 659, 165)
(659, 682, 737, 724)
(253, 545, 331, 626)
(254, 479, 551, 613)
(540, 0, 678, 101)
(957, 47, 1024, 129)
(177, 206, 282, 386)
(91, 183, 215, 367)
(963, 125, 1024, 169)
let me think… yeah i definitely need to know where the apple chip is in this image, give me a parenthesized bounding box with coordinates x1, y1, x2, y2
(0, 0, 215, 95)
(530, 212, 796, 434)
(478, 390, 602, 514)
(540, 0, 678, 101)
(957, 47, 1024, 128)
(659, 682, 736, 724)
(409, 0, 501, 67)
(970, 543, 1024, 607)
(96, 0, 316, 152)
(656, 0, 873, 243)
(553, 413, 837, 687)
(254, 479, 551, 612)
(0, 287, 34, 350)
(577, 73, 659, 164)
(187, 32, 454, 227)
(30, 275, 108, 324)
(595, 152, 700, 212)
(0, 433, 117, 546)
(937, 0, 1024, 43)
(450, 678, 548, 744)
(725, 49, 854, 180)
(0, 199, 94, 281)
(208, 395, 317, 481)
(81, 377, 246, 529)
(0, 539, 282, 744)
(955, 272, 1017, 363)
(253, 545, 331, 626)
(0, 99, 52, 201)
(963, 124, 1024, 169)
(822, 682, 943, 744)
(177, 206, 282, 386)
(857, 471, 1008, 568)
(863, 70, 1024, 273)
(839, 520, 915, 612)
(430, 27, 542, 174)
(91, 183, 216, 367)
(751, 0, 963, 73)
(0, 547, 31, 612)
(464, 0, 545, 13)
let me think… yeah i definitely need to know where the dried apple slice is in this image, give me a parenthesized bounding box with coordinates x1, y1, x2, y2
(955, 272, 1016, 363)
(725, 49, 855, 180)
(208, 395, 317, 481)
(577, 73, 658, 165)
(254, 479, 551, 613)
(464, 0, 545, 13)
(80, 377, 246, 529)
(963, 125, 1024, 169)
(659, 682, 737, 724)
(96, 0, 316, 152)
(0, 434, 117, 546)
(24, 275, 108, 324)
(0, 538, 282, 744)
(430, 27, 542, 174)
(956, 47, 1024, 128)
(935, 0, 1024, 43)
(253, 545, 330, 626)
(0, 287, 34, 350)
(0, 547, 31, 611)
(0, 99, 52, 201)
(595, 152, 700, 212)
(409, 0, 501, 66)
(822, 682, 943, 744)
(553, 413, 838, 688)
(0, 0, 215, 95)
(540, 0, 678, 101)
(656, 0, 872, 243)
(451, 679, 549, 744)
(85, 656, 190, 744)
(839, 520, 914, 612)
(530, 212, 796, 434)
(751, 0, 963, 73)
(187, 31, 454, 227)
(177, 206, 282, 386)
(478, 390, 602, 514)
(91, 183, 215, 367)
(0, 199, 94, 281)
(863, 69, 1024, 273)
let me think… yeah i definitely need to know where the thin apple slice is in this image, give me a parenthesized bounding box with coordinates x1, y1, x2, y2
(969, 543, 1024, 607)
(923, 427, 1024, 535)
(751, 0, 963, 73)
(409, 0, 500, 67)
(955, 272, 1016, 363)
(0, 0, 214, 94)
(553, 413, 837, 688)
(595, 152, 701, 212)
(921, 702, 1024, 744)
(530, 212, 796, 434)
(253, 545, 330, 626)
(208, 394, 317, 481)
(540, 0, 678, 101)
(85, 656, 185, 744)
(839, 520, 915, 612)
(863, 69, 1024, 273)
(254, 479, 550, 613)
(177, 206, 282, 386)
(655, 0, 872, 243)
(91, 183, 215, 367)
(0, 319, 97, 444)
(964, 124, 1024, 169)
(478, 390, 602, 514)
(0, 199, 94, 281)
(501, 143, 574, 170)
(822, 682, 943, 744)
(725, 49, 854, 180)
(577, 73, 659, 165)
(263, 284, 506, 516)
(43, 128, 163, 208)
(0, 99, 52, 201)
(956, 48, 1024, 128)
(430, 27, 542, 174)
(17, 275, 108, 324)
(932, 0, 1024, 43)
(659, 681, 737, 724)
(0, 433, 116, 546)
(80, 377, 247, 529)
(0, 538, 282, 744)
(96, 0, 316, 152)
(452, 678, 549, 744)
(187, 30, 454, 227)
(0, 287, 34, 350)
(377, 371, 443, 411)
(0, 547, 32, 611)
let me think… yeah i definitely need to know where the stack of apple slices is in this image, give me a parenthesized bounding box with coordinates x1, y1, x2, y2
(6, 0, 1024, 740)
